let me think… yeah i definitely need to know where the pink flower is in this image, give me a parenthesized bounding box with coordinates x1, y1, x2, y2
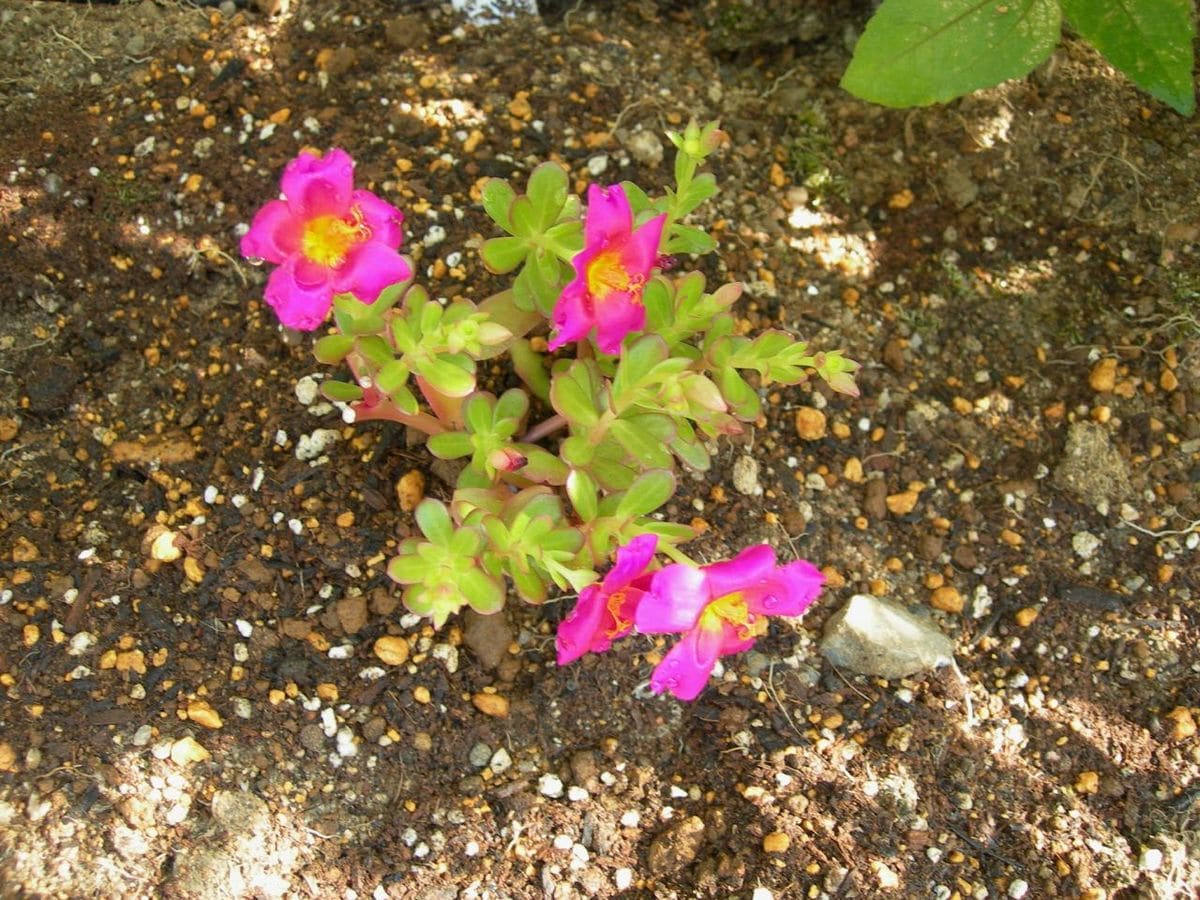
(241, 148, 411, 330)
(548, 184, 666, 355)
(556, 534, 657, 665)
(635, 545, 824, 701)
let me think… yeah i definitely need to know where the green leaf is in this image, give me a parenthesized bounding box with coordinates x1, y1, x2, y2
(509, 563, 547, 604)
(356, 335, 393, 368)
(320, 380, 363, 403)
(376, 359, 409, 396)
(550, 364, 600, 427)
(610, 419, 674, 469)
(519, 446, 569, 484)
(616, 469, 676, 518)
(480, 236, 528, 274)
(676, 171, 718, 216)
(526, 162, 569, 231)
(461, 569, 505, 615)
(464, 393, 496, 434)
(620, 180, 653, 214)
(1063, 0, 1195, 115)
(665, 224, 717, 256)
(420, 355, 476, 398)
(387, 552, 427, 584)
(509, 196, 539, 238)
(428, 431, 474, 459)
(415, 499, 453, 545)
(590, 454, 636, 492)
(560, 435, 595, 467)
(478, 291, 542, 341)
(642, 277, 673, 333)
(612, 335, 669, 402)
(496, 388, 530, 424)
(718, 368, 762, 420)
(566, 469, 599, 522)
(841, 0, 1061, 107)
(313, 334, 354, 364)
(482, 178, 516, 231)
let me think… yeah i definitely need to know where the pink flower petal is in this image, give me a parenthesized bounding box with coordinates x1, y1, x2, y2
(282, 148, 355, 218)
(548, 280, 593, 351)
(650, 623, 724, 700)
(622, 212, 667, 274)
(332, 241, 412, 303)
(638, 564, 710, 634)
(583, 184, 632, 246)
(263, 257, 334, 331)
(603, 534, 658, 592)
(744, 559, 823, 617)
(702, 544, 777, 600)
(592, 290, 645, 354)
(556, 585, 608, 665)
(240, 199, 301, 264)
(352, 189, 405, 249)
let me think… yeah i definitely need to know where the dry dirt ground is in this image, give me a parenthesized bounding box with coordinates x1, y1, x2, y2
(0, 1, 1198, 898)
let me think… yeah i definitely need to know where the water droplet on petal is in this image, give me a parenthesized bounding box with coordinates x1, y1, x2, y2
(246, 256, 265, 267)
(762, 594, 780, 610)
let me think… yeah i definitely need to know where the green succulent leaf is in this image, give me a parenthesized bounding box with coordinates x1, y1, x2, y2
(560, 435, 595, 468)
(387, 552, 428, 584)
(610, 416, 674, 469)
(313, 334, 354, 365)
(718, 368, 762, 420)
(482, 178, 516, 231)
(461, 569, 506, 615)
(415, 499, 453, 546)
(550, 363, 601, 427)
(520, 446, 569, 484)
(428, 431, 474, 460)
(480, 236, 528, 274)
(526, 162, 570, 231)
(665, 224, 717, 256)
(420, 355, 476, 398)
(566, 469, 599, 522)
(616, 469, 676, 519)
(320, 380, 363, 403)
(375, 359, 410, 396)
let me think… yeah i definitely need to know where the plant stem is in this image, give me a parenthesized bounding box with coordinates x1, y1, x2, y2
(520, 413, 566, 444)
(352, 401, 447, 435)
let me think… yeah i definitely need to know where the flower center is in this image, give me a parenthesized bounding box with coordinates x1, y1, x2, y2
(586, 250, 632, 300)
(699, 592, 767, 640)
(605, 588, 632, 637)
(301, 208, 369, 268)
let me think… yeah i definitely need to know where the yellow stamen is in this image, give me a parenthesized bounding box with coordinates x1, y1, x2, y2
(699, 592, 767, 640)
(605, 588, 631, 638)
(301, 207, 370, 268)
(586, 250, 631, 300)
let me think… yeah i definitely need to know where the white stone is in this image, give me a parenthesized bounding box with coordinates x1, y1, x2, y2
(1138, 847, 1163, 872)
(295, 375, 320, 406)
(731, 455, 761, 496)
(296, 428, 340, 461)
(819, 594, 956, 679)
(586, 154, 608, 176)
(1072, 531, 1101, 560)
(538, 774, 564, 798)
(614, 869, 634, 891)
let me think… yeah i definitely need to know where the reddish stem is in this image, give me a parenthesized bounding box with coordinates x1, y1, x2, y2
(520, 413, 567, 444)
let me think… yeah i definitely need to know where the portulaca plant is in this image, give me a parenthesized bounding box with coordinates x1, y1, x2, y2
(241, 120, 860, 700)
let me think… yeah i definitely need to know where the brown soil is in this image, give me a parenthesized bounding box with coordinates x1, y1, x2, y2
(1, 1, 1198, 898)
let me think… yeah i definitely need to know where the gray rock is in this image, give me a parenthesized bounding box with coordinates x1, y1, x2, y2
(819, 594, 955, 679)
(1052, 421, 1132, 508)
(941, 162, 979, 209)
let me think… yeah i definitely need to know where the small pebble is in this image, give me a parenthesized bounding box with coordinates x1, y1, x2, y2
(469, 742, 492, 768)
(538, 774, 564, 798)
(373, 636, 409, 666)
(489, 748, 513, 774)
